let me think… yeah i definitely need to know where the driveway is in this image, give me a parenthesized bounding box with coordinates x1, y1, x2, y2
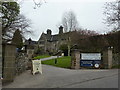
(40, 56, 62, 61)
(2, 65, 119, 88)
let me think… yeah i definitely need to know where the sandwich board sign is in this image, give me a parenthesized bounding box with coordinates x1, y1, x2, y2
(32, 60, 42, 75)
(80, 53, 101, 68)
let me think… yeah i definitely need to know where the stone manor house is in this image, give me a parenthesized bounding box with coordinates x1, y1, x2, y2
(25, 26, 70, 55)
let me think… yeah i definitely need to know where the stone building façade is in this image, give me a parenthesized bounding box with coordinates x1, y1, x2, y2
(38, 26, 69, 54)
(25, 26, 76, 55)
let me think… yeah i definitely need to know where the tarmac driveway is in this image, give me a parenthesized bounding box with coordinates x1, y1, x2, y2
(40, 56, 62, 61)
(2, 64, 119, 88)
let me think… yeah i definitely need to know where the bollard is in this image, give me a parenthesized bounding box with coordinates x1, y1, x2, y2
(55, 59, 57, 64)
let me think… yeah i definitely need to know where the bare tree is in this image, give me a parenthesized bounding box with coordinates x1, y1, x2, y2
(1, 2, 32, 42)
(10, 14, 32, 37)
(14, 0, 46, 9)
(33, 0, 46, 9)
(2, 14, 32, 42)
(62, 11, 79, 32)
(62, 16, 68, 33)
(104, 0, 120, 31)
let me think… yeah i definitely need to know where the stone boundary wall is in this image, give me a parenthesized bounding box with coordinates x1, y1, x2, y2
(15, 52, 29, 75)
(112, 53, 120, 66)
(0, 44, 2, 78)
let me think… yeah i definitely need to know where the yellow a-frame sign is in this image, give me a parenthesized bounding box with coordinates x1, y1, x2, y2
(32, 60, 42, 75)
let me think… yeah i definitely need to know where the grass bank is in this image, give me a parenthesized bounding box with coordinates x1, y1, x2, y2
(41, 56, 71, 69)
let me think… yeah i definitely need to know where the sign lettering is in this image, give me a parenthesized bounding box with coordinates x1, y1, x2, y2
(80, 53, 101, 68)
(81, 53, 101, 60)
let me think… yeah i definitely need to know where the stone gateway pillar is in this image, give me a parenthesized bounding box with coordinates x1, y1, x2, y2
(27, 49, 34, 60)
(71, 49, 80, 69)
(2, 44, 16, 84)
(102, 47, 113, 69)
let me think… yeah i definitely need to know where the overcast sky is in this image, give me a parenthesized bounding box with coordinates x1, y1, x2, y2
(20, 0, 115, 41)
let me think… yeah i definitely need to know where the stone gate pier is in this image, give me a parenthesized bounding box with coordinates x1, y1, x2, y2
(2, 44, 16, 84)
(71, 49, 80, 69)
(102, 47, 113, 69)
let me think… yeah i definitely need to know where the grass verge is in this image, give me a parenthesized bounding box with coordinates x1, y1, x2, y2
(41, 56, 71, 69)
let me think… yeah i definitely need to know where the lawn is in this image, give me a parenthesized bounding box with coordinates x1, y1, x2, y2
(41, 56, 71, 69)
(33, 55, 50, 59)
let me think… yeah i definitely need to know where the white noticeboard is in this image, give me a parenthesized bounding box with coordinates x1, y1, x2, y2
(81, 53, 101, 60)
(32, 60, 42, 75)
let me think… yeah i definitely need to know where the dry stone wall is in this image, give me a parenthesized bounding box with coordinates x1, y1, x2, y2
(112, 53, 120, 66)
(15, 52, 29, 75)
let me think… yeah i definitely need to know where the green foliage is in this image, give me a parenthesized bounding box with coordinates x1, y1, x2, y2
(86, 35, 108, 52)
(59, 44, 68, 51)
(41, 56, 71, 68)
(35, 47, 44, 55)
(105, 31, 119, 53)
(112, 65, 120, 69)
(1, 2, 20, 36)
(1, 2, 31, 43)
(59, 44, 68, 56)
(33, 55, 50, 59)
(72, 30, 119, 53)
(12, 29, 23, 49)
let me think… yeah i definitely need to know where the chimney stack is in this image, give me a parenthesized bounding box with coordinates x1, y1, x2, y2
(59, 26, 63, 34)
(47, 29, 52, 35)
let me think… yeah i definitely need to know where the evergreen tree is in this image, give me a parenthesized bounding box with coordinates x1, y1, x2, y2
(12, 29, 23, 49)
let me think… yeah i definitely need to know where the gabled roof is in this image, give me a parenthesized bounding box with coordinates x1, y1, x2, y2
(25, 38, 38, 45)
(38, 31, 77, 42)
